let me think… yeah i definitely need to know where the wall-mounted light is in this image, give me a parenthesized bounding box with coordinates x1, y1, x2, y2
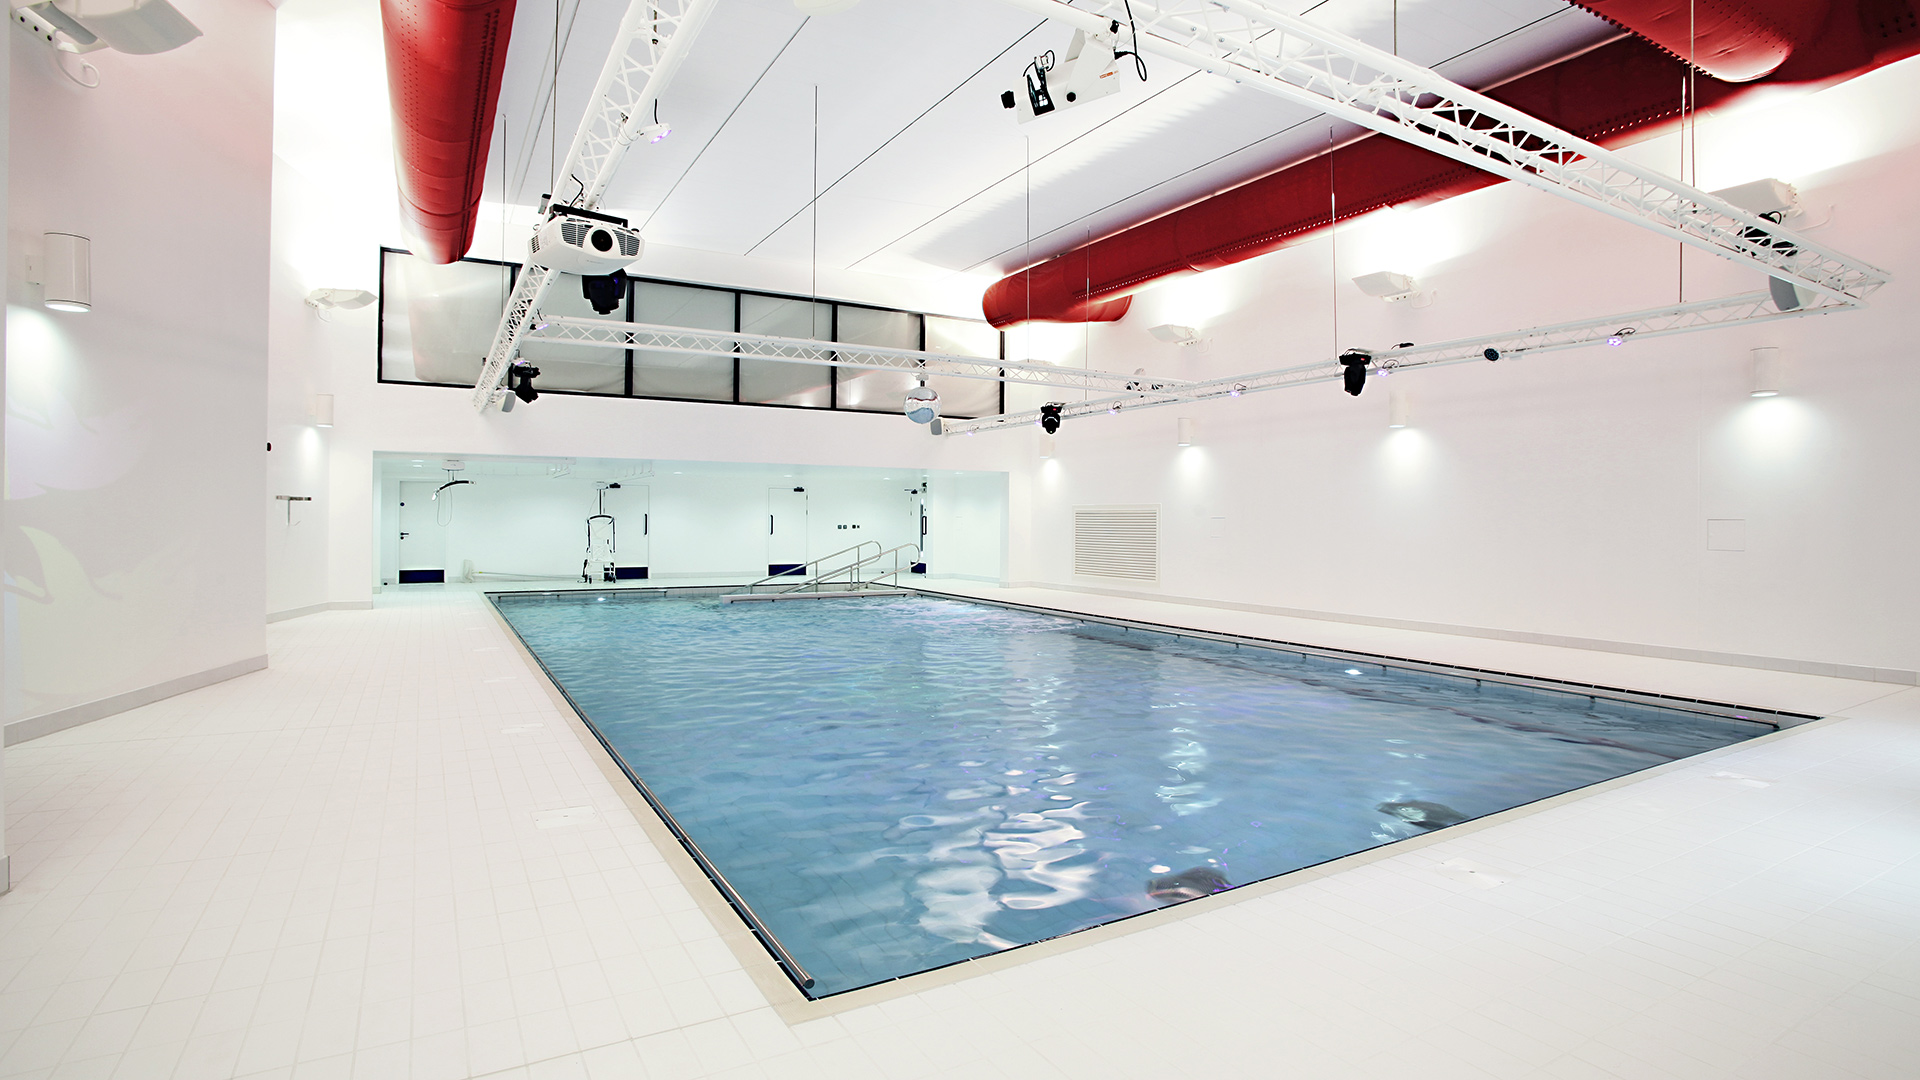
(305, 288, 375, 311)
(1148, 323, 1202, 345)
(1388, 387, 1410, 428)
(1750, 346, 1783, 398)
(1038, 432, 1054, 458)
(38, 232, 92, 312)
(1176, 417, 1195, 446)
(1353, 270, 1417, 303)
(313, 394, 335, 428)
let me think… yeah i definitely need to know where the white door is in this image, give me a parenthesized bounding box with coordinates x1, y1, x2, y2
(768, 487, 808, 576)
(612, 485, 650, 578)
(397, 481, 447, 582)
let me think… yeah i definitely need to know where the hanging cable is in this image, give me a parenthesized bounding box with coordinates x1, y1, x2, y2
(1112, 0, 1148, 80)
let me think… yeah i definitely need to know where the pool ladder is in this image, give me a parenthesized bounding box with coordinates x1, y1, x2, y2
(725, 541, 922, 602)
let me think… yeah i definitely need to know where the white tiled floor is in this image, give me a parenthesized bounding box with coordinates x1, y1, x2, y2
(4, 585, 1919, 1079)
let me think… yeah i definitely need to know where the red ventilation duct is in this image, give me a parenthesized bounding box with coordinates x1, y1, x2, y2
(382, 0, 518, 264)
(1576, 0, 1831, 82)
(984, 0, 1920, 328)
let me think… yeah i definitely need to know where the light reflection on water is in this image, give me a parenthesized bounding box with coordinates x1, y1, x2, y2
(496, 594, 1769, 997)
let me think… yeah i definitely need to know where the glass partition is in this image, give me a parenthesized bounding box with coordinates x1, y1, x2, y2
(739, 295, 833, 407)
(379, 248, 1002, 419)
(633, 282, 735, 401)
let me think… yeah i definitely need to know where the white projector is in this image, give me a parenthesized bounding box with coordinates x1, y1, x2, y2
(530, 215, 643, 275)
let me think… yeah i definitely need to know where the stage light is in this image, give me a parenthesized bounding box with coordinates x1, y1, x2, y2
(581, 270, 627, 315)
(1337, 350, 1371, 396)
(1039, 403, 1063, 434)
(509, 362, 541, 404)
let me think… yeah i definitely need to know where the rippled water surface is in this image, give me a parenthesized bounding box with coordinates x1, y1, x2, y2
(494, 592, 1769, 997)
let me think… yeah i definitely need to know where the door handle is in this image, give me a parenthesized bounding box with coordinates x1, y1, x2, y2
(769, 515, 774, 535)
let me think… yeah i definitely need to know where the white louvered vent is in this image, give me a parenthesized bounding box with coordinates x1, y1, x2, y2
(1074, 505, 1159, 581)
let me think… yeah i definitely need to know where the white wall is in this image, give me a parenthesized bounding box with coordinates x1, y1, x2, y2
(377, 464, 959, 583)
(1015, 57, 1920, 677)
(5, 0, 274, 728)
(923, 469, 1009, 583)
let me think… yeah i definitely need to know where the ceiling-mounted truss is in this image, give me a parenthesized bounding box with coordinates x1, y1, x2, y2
(522, 317, 1192, 395)
(471, 0, 719, 412)
(941, 290, 1852, 434)
(994, 0, 1888, 304)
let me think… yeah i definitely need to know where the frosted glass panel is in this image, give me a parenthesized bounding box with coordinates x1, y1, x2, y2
(519, 273, 626, 394)
(740, 295, 832, 407)
(836, 305, 921, 413)
(633, 282, 734, 401)
(379, 251, 512, 385)
(923, 315, 1002, 418)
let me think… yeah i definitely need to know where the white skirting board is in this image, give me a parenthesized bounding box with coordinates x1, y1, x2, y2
(267, 600, 375, 623)
(3, 654, 270, 746)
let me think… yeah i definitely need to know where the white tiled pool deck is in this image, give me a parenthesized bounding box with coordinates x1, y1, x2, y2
(3, 584, 1918, 1079)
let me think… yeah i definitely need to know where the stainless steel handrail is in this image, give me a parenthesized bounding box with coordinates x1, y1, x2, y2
(740, 541, 880, 592)
(775, 543, 921, 594)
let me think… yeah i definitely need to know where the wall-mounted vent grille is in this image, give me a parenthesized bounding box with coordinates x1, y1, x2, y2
(1074, 505, 1158, 581)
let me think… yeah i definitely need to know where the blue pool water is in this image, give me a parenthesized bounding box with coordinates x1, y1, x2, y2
(494, 591, 1772, 997)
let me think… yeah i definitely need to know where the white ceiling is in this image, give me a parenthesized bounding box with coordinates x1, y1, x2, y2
(487, 0, 1615, 287)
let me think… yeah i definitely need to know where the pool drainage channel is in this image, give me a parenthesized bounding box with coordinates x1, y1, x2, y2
(898, 587, 1816, 730)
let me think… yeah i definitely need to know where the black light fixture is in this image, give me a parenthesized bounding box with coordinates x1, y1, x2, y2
(1039, 402, 1064, 434)
(581, 269, 628, 315)
(1337, 350, 1372, 396)
(509, 361, 542, 404)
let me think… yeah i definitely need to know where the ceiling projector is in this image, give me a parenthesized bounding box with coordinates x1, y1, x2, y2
(530, 212, 643, 275)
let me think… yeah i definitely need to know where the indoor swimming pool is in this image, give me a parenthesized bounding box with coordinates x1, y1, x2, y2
(493, 591, 1784, 998)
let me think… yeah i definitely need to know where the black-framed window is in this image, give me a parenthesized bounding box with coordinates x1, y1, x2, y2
(377, 247, 1006, 418)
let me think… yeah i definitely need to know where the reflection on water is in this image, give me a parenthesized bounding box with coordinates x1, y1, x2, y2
(496, 594, 1770, 997)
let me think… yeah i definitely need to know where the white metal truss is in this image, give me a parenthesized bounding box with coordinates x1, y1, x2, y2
(995, 0, 1889, 303)
(550, 0, 717, 211)
(941, 290, 1855, 434)
(523, 316, 1194, 394)
(470, 0, 718, 412)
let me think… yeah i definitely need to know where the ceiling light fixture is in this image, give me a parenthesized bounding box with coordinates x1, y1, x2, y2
(1148, 323, 1201, 345)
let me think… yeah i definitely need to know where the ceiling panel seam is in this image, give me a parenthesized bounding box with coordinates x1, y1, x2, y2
(508, 0, 594, 202)
(853, 4, 1583, 276)
(741, 19, 1054, 256)
(637, 18, 813, 233)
